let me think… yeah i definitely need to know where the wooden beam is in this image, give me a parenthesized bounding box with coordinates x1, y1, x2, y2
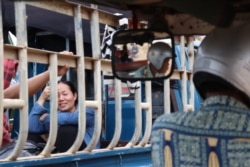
(4, 44, 112, 72)
(25, 1, 119, 27)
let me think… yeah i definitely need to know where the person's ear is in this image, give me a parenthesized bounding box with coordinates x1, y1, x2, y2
(74, 93, 78, 101)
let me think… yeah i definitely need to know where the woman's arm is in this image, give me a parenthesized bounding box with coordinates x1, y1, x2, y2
(37, 86, 50, 106)
(4, 51, 73, 99)
(4, 70, 49, 99)
(4, 65, 69, 99)
(57, 111, 79, 125)
(56, 108, 95, 126)
(28, 102, 49, 133)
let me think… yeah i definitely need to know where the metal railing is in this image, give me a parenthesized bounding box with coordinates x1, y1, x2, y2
(0, 0, 195, 162)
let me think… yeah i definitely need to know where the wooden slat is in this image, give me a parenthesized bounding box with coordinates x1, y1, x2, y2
(3, 99, 25, 109)
(4, 45, 112, 72)
(25, 1, 119, 27)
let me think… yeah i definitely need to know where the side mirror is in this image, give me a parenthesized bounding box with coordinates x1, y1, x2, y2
(111, 29, 175, 81)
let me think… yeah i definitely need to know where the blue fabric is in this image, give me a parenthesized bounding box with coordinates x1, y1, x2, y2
(28, 102, 99, 148)
(151, 96, 250, 167)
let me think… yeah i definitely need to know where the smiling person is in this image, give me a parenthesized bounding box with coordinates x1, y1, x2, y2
(28, 80, 100, 153)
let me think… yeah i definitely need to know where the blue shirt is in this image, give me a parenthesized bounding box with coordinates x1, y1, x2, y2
(28, 102, 100, 148)
(151, 96, 250, 167)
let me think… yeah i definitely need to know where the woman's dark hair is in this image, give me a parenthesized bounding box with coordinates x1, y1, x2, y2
(58, 80, 78, 106)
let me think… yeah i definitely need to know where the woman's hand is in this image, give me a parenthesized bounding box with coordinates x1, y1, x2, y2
(37, 86, 50, 106)
(58, 51, 74, 76)
(58, 65, 69, 76)
(40, 113, 49, 122)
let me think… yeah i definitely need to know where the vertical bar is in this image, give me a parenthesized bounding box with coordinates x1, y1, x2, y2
(0, 0, 4, 147)
(180, 36, 187, 112)
(164, 79, 171, 114)
(32, 63, 37, 104)
(7, 1, 28, 160)
(85, 5, 102, 151)
(65, 38, 71, 80)
(126, 82, 142, 147)
(107, 78, 122, 149)
(68, 4, 86, 153)
(139, 81, 152, 146)
(40, 53, 58, 156)
(187, 36, 195, 111)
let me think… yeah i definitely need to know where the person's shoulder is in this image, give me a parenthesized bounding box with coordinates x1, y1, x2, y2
(154, 112, 187, 125)
(152, 111, 201, 132)
(133, 65, 148, 76)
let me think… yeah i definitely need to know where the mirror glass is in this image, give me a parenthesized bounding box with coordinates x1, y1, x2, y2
(111, 29, 175, 81)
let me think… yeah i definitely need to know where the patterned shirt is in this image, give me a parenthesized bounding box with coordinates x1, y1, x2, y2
(3, 59, 18, 146)
(151, 96, 250, 167)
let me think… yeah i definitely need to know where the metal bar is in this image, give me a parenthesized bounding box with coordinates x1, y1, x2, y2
(3, 99, 25, 108)
(139, 81, 152, 146)
(0, 0, 4, 147)
(40, 53, 58, 157)
(187, 37, 195, 111)
(164, 79, 171, 114)
(85, 101, 99, 109)
(84, 4, 102, 151)
(107, 79, 122, 149)
(7, 1, 28, 161)
(180, 36, 187, 112)
(126, 82, 142, 147)
(68, 4, 86, 153)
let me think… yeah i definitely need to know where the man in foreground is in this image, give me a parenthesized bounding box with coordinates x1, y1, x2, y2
(151, 23, 250, 167)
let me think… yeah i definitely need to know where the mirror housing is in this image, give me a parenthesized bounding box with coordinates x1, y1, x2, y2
(111, 29, 175, 81)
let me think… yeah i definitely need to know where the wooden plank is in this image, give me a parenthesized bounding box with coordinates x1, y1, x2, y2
(4, 44, 112, 72)
(4, 45, 190, 77)
(25, 1, 119, 27)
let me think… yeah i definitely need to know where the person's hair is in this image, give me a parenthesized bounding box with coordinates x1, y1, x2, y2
(58, 80, 78, 106)
(194, 72, 250, 106)
(195, 72, 235, 94)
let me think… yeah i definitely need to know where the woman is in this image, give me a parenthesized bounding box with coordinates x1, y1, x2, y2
(28, 81, 99, 152)
(1, 51, 72, 158)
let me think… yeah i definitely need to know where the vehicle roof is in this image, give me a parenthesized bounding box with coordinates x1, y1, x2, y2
(3, 0, 250, 41)
(75, 0, 250, 35)
(2, 0, 131, 42)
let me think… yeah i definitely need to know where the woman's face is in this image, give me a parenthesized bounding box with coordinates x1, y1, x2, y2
(57, 82, 77, 112)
